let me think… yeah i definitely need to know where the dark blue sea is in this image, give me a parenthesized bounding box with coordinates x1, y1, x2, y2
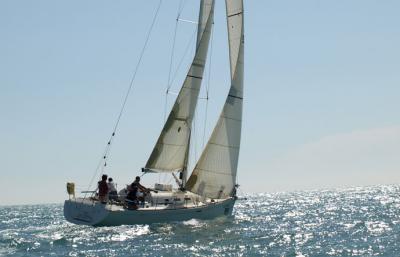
(1, 185, 400, 256)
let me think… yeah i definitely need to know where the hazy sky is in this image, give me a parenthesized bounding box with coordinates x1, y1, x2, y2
(1, 0, 399, 205)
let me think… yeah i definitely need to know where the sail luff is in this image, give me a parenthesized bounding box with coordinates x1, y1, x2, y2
(186, 0, 244, 198)
(144, 0, 215, 173)
(181, 0, 214, 187)
(197, 0, 212, 47)
(180, 129, 191, 187)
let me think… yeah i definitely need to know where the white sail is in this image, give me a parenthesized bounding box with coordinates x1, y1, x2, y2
(144, 0, 215, 173)
(186, 0, 244, 199)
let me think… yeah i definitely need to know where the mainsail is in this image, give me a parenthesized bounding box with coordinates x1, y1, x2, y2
(186, 0, 244, 199)
(144, 0, 215, 176)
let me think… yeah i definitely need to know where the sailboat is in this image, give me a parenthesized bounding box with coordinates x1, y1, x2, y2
(64, 0, 244, 226)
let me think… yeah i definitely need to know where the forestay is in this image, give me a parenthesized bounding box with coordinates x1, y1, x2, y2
(144, 0, 215, 173)
(186, 0, 244, 199)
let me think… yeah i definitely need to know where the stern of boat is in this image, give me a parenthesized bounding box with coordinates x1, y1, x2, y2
(64, 199, 109, 226)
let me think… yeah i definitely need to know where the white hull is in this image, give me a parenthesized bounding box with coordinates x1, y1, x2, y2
(64, 197, 236, 226)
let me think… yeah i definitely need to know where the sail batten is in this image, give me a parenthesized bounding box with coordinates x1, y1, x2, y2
(187, 0, 244, 199)
(144, 0, 215, 174)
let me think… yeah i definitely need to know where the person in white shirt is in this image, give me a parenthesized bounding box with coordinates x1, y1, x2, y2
(107, 177, 118, 201)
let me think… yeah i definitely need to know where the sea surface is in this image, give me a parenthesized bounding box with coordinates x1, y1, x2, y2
(1, 185, 400, 256)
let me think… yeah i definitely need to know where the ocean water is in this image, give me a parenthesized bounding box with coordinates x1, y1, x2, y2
(1, 185, 400, 256)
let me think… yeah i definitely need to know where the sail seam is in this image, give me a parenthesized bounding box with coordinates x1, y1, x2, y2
(227, 11, 243, 18)
(173, 117, 188, 121)
(192, 63, 205, 68)
(221, 116, 242, 122)
(182, 86, 201, 91)
(228, 94, 243, 100)
(209, 142, 239, 149)
(187, 74, 203, 80)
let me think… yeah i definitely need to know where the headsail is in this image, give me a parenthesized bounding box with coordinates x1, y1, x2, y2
(144, 0, 215, 174)
(186, 0, 244, 199)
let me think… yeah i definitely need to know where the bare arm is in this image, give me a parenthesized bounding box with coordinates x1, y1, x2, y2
(138, 183, 149, 192)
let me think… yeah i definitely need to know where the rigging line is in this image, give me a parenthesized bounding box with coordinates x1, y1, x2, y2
(177, 19, 198, 24)
(163, 24, 196, 127)
(164, 0, 183, 122)
(84, 139, 113, 199)
(169, 28, 198, 88)
(202, 22, 214, 148)
(85, 0, 163, 193)
(178, 0, 187, 15)
(112, 0, 163, 137)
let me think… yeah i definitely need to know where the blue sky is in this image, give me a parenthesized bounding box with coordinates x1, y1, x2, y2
(1, 0, 399, 205)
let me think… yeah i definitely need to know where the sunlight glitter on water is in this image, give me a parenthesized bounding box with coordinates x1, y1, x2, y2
(1, 185, 400, 256)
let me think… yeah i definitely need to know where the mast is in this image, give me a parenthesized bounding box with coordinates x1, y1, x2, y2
(180, 0, 215, 188)
(180, 128, 191, 188)
(143, 1, 215, 182)
(186, 0, 244, 199)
